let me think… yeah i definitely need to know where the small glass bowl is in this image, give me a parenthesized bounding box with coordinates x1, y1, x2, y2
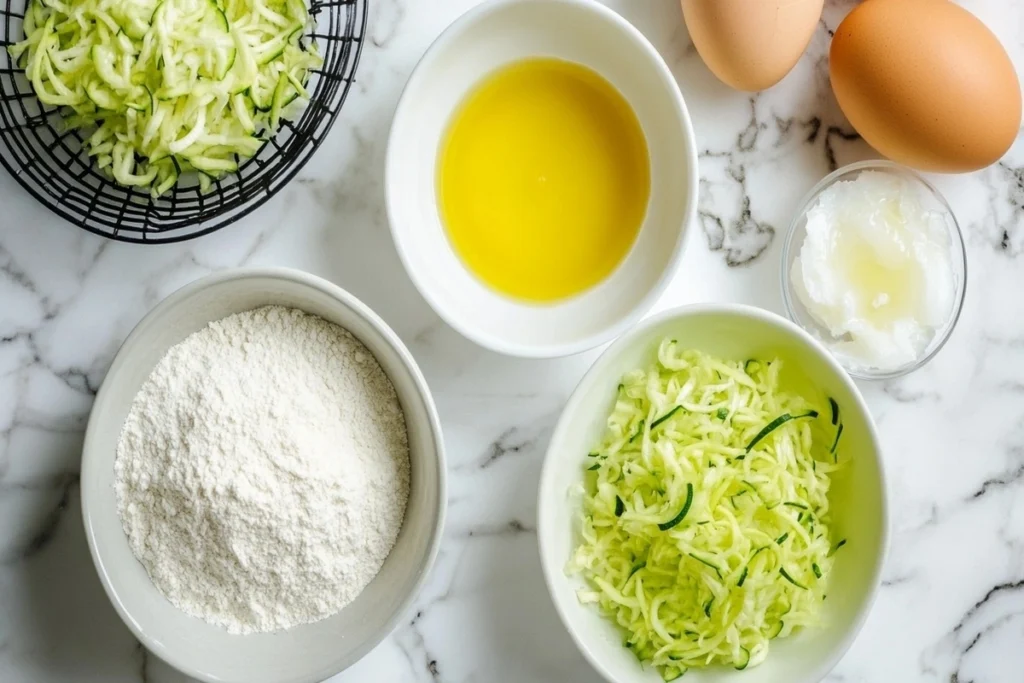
(780, 160, 968, 381)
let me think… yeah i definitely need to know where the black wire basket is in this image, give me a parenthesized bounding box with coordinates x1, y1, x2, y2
(0, 0, 366, 243)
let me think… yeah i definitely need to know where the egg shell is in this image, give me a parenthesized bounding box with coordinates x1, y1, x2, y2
(830, 0, 1022, 173)
(682, 0, 823, 92)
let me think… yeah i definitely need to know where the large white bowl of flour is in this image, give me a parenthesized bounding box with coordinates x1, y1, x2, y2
(81, 267, 446, 683)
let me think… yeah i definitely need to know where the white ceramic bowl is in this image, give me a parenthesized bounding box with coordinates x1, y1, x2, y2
(538, 304, 889, 683)
(386, 0, 698, 358)
(81, 267, 446, 683)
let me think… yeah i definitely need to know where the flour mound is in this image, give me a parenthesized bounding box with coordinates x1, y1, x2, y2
(114, 306, 410, 634)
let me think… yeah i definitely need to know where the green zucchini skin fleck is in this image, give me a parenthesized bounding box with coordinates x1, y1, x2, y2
(651, 405, 682, 430)
(658, 483, 694, 531)
(829, 397, 840, 426)
(745, 410, 819, 453)
(779, 567, 808, 590)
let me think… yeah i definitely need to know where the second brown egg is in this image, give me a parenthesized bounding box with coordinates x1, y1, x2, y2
(829, 0, 1021, 173)
(682, 0, 824, 92)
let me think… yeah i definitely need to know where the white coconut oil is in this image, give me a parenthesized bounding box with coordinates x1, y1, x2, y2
(790, 171, 956, 372)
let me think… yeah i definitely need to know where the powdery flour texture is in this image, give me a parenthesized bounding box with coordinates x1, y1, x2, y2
(114, 306, 410, 633)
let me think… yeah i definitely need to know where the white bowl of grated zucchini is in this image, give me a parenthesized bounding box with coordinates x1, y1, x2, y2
(538, 304, 888, 683)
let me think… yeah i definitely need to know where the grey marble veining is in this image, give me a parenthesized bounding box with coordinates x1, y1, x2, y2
(2, 1, 1024, 681)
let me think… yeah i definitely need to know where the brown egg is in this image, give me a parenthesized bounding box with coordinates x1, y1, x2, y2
(830, 0, 1022, 173)
(682, 0, 824, 91)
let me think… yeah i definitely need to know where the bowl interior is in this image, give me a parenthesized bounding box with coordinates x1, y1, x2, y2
(387, 0, 696, 356)
(780, 160, 968, 380)
(81, 270, 444, 683)
(539, 306, 887, 683)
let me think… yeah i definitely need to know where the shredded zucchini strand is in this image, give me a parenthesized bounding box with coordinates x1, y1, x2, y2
(569, 343, 845, 680)
(9, 0, 323, 195)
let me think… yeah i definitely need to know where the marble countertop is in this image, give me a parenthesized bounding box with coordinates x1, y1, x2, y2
(2, 1, 1023, 681)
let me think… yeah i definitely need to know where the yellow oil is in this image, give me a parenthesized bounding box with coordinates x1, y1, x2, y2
(437, 58, 650, 303)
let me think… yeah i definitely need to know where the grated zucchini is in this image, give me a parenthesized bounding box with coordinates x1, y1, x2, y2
(569, 342, 845, 679)
(9, 0, 322, 195)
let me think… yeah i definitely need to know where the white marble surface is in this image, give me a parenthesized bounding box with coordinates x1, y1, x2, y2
(1, 1, 1023, 681)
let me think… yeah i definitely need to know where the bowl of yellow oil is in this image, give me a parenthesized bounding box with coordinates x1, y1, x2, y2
(439, 57, 650, 304)
(386, 0, 698, 358)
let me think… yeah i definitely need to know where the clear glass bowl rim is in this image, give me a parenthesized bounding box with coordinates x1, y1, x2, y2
(779, 159, 968, 381)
